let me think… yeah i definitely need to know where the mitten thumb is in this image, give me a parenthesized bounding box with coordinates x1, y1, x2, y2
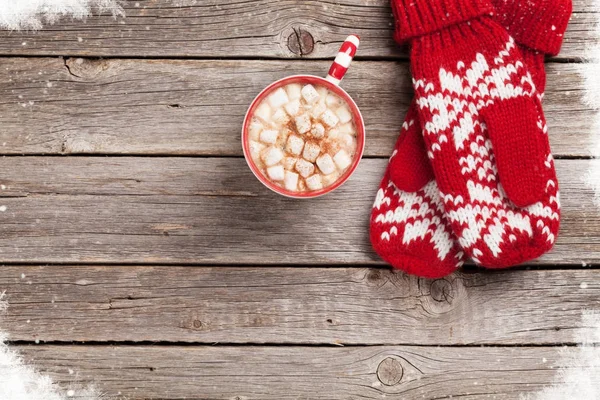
(483, 96, 549, 207)
(389, 104, 435, 192)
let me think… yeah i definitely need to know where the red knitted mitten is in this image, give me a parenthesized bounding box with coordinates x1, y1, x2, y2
(393, 0, 561, 267)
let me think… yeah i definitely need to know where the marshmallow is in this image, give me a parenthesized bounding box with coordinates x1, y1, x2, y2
(320, 109, 339, 127)
(302, 141, 321, 163)
(286, 135, 304, 155)
(340, 133, 355, 149)
(316, 153, 336, 175)
(249, 140, 265, 158)
(339, 123, 356, 135)
(284, 99, 301, 117)
(272, 108, 290, 125)
(283, 157, 298, 170)
(317, 86, 328, 100)
(322, 172, 340, 186)
(310, 102, 327, 119)
(305, 174, 323, 191)
(295, 113, 311, 134)
(283, 171, 299, 191)
(267, 165, 285, 181)
(248, 120, 263, 141)
(260, 129, 279, 145)
(268, 88, 290, 109)
(255, 103, 272, 122)
(301, 84, 320, 104)
(325, 94, 342, 108)
(295, 159, 315, 178)
(336, 106, 353, 124)
(263, 147, 284, 166)
(286, 83, 302, 100)
(333, 149, 352, 171)
(327, 128, 340, 139)
(311, 123, 325, 139)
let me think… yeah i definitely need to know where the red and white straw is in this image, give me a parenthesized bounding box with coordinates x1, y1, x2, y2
(325, 35, 360, 86)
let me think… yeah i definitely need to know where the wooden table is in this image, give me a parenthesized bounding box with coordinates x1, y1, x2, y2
(0, 1, 599, 398)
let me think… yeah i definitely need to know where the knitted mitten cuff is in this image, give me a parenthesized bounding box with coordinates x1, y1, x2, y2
(491, 0, 572, 55)
(392, 0, 494, 42)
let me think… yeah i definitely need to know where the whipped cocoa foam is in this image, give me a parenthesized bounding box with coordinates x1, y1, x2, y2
(247, 82, 358, 193)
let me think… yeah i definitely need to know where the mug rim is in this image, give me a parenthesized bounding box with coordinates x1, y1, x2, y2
(241, 74, 365, 199)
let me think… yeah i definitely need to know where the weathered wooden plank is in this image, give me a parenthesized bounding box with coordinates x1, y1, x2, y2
(0, 0, 593, 60)
(0, 157, 597, 265)
(2, 266, 599, 345)
(16, 344, 600, 399)
(0, 58, 593, 157)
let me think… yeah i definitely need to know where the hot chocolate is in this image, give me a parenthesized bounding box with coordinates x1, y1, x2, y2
(247, 82, 359, 193)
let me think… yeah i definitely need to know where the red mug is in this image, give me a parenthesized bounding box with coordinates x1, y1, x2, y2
(242, 35, 365, 198)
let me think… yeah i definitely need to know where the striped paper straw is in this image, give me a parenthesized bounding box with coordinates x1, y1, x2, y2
(325, 35, 360, 86)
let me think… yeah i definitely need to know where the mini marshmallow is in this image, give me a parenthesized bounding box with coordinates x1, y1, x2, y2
(255, 103, 272, 122)
(248, 120, 263, 141)
(260, 129, 279, 144)
(286, 135, 304, 155)
(316, 153, 336, 175)
(286, 83, 302, 100)
(333, 149, 352, 171)
(317, 86, 329, 101)
(301, 84, 320, 104)
(340, 133, 355, 148)
(272, 108, 290, 125)
(284, 99, 301, 117)
(295, 159, 315, 178)
(322, 172, 340, 186)
(305, 174, 323, 191)
(263, 147, 284, 166)
(284, 171, 299, 191)
(335, 106, 353, 124)
(311, 123, 325, 139)
(327, 128, 340, 139)
(249, 140, 265, 158)
(302, 141, 321, 163)
(295, 113, 311, 134)
(310, 102, 327, 119)
(283, 157, 298, 171)
(267, 165, 285, 181)
(339, 123, 356, 135)
(268, 88, 289, 108)
(320, 109, 339, 127)
(325, 94, 342, 107)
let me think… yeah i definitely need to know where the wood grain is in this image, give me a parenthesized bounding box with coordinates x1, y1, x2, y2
(0, 58, 593, 157)
(0, 157, 597, 265)
(2, 265, 599, 345)
(16, 344, 600, 399)
(0, 0, 593, 60)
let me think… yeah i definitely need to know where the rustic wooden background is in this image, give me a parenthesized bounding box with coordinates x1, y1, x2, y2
(0, 0, 599, 398)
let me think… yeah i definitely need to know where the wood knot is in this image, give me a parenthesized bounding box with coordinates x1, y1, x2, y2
(430, 279, 454, 304)
(367, 269, 382, 282)
(377, 357, 403, 386)
(420, 277, 464, 315)
(64, 57, 109, 79)
(287, 28, 314, 56)
(181, 317, 206, 331)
